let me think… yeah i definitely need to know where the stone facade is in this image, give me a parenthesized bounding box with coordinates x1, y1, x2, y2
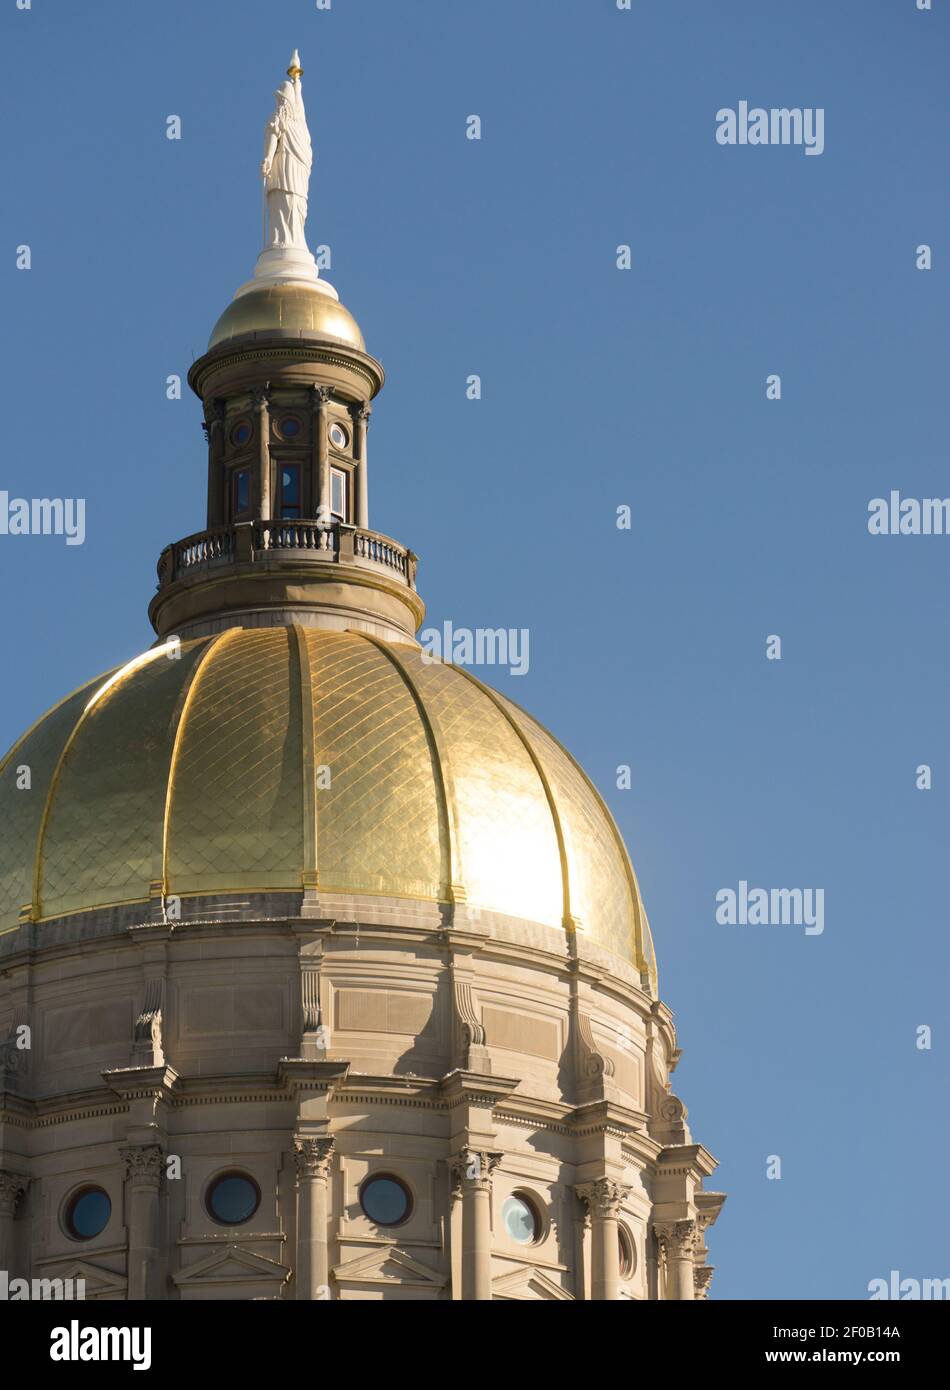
(0, 892, 723, 1299)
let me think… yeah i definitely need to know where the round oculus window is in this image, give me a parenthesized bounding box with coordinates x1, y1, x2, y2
(230, 420, 252, 448)
(329, 422, 349, 450)
(206, 1172, 261, 1226)
(359, 1175, 411, 1227)
(65, 1187, 111, 1241)
(502, 1194, 540, 1245)
(279, 415, 302, 438)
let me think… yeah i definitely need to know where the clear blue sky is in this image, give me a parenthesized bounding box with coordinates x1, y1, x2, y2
(2, 0, 948, 1300)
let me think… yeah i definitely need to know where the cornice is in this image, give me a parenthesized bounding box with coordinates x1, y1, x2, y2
(188, 341, 384, 400)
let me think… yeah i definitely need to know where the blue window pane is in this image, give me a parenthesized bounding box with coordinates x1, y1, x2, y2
(360, 1177, 410, 1226)
(232, 422, 251, 447)
(234, 470, 250, 514)
(502, 1196, 536, 1244)
(68, 1188, 111, 1240)
(208, 1174, 259, 1225)
(280, 416, 301, 438)
(281, 467, 300, 506)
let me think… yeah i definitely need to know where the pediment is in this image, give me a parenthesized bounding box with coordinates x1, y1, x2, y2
(332, 1245, 447, 1289)
(173, 1243, 291, 1288)
(492, 1265, 574, 1300)
(42, 1259, 127, 1300)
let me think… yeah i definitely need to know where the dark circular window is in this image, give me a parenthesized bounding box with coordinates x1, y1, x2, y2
(65, 1187, 111, 1241)
(230, 420, 252, 448)
(359, 1175, 412, 1227)
(329, 422, 349, 450)
(502, 1193, 541, 1245)
(279, 415, 302, 439)
(206, 1171, 261, 1226)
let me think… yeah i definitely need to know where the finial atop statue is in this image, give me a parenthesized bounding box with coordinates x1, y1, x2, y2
(236, 51, 338, 302)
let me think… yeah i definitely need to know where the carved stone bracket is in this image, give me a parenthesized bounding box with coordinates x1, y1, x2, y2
(0, 1008, 31, 1084)
(453, 981, 485, 1050)
(0, 1171, 29, 1218)
(576, 1012, 615, 1082)
(133, 980, 165, 1067)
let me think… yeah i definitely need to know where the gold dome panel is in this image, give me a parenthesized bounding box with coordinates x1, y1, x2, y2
(209, 283, 365, 351)
(0, 628, 656, 986)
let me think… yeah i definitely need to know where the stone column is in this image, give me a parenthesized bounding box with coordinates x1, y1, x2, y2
(203, 399, 226, 528)
(312, 387, 331, 524)
(450, 1148, 501, 1301)
(655, 1219, 697, 1300)
(0, 1172, 28, 1273)
(294, 1135, 334, 1300)
(575, 1178, 630, 1301)
(252, 386, 271, 520)
(351, 403, 371, 530)
(121, 1145, 164, 1301)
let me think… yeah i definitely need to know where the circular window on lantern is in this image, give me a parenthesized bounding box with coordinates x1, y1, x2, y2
(619, 1225, 636, 1278)
(278, 415, 302, 439)
(329, 421, 349, 451)
(359, 1174, 412, 1228)
(230, 419, 252, 448)
(502, 1193, 542, 1245)
(206, 1171, 261, 1227)
(64, 1186, 112, 1241)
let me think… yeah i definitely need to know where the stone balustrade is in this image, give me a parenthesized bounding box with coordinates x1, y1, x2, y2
(156, 520, 417, 590)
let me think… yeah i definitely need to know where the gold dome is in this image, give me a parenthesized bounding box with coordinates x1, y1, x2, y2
(208, 283, 365, 351)
(0, 628, 655, 984)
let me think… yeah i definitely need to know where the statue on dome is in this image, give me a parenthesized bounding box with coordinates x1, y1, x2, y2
(260, 51, 312, 251)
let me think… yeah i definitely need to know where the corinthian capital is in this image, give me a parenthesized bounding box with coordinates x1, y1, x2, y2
(120, 1144, 165, 1187)
(450, 1148, 502, 1195)
(655, 1218, 697, 1259)
(575, 1177, 630, 1221)
(294, 1135, 335, 1181)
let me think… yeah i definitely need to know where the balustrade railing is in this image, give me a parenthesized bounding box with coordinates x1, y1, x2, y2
(157, 519, 416, 589)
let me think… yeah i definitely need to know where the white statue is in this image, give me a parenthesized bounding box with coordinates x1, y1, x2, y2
(261, 51, 312, 251)
(230, 52, 338, 302)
